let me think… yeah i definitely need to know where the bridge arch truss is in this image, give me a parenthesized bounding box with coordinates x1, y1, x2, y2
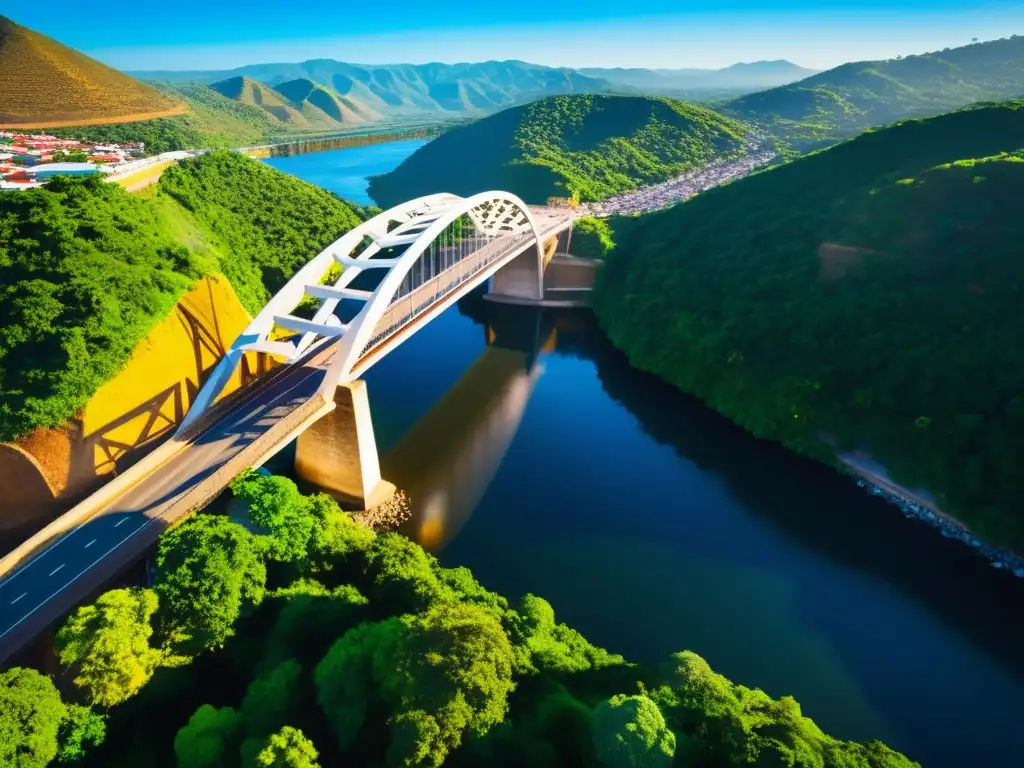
(178, 191, 545, 433)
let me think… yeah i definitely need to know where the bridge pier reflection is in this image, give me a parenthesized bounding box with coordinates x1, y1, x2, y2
(294, 380, 396, 509)
(384, 308, 553, 549)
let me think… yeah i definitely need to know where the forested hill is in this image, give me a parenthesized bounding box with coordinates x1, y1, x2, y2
(0, 152, 367, 442)
(368, 94, 751, 207)
(595, 101, 1024, 552)
(724, 35, 1024, 152)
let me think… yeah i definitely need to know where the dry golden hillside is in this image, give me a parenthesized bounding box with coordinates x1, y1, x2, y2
(0, 15, 185, 128)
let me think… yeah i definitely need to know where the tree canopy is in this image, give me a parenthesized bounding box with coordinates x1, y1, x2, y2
(153, 514, 266, 655)
(55, 587, 163, 708)
(369, 95, 749, 206)
(596, 100, 1024, 551)
(50, 475, 917, 768)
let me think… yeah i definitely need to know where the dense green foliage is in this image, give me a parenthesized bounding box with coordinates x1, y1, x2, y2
(595, 100, 1024, 551)
(570, 217, 616, 259)
(723, 35, 1024, 152)
(159, 150, 364, 313)
(591, 694, 676, 768)
(0, 667, 106, 766)
(31, 472, 917, 768)
(369, 95, 750, 206)
(0, 174, 202, 441)
(0, 152, 365, 441)
(55, 588, 164, 707)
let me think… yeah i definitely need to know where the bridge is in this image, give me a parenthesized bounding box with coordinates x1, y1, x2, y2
(0, 191, 577, 664)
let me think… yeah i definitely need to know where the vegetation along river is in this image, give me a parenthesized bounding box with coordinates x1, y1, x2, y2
(263, 143, 1024, 768)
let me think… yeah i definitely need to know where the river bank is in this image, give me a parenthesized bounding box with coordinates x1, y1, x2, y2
(838, 454, 1024, 578)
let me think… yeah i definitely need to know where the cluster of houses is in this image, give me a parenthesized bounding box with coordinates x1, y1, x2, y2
(0, 131, 147, 189)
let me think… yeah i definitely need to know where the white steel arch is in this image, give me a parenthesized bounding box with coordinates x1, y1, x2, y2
(177, 191, 544, 433)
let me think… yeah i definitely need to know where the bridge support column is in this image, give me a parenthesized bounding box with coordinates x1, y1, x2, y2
(294, 380, 395, 510)
(489, 240, 548, 301)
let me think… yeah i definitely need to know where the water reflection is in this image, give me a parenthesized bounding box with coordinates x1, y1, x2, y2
(384, 344, 543, 549)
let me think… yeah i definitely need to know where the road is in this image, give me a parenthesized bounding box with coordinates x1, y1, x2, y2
(0, 345, 334, 662)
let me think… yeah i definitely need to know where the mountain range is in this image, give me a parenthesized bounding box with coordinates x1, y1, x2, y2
(724, 35, 1024, 151)
(131, 60, 621, 116)
(578, 60, 819, 93)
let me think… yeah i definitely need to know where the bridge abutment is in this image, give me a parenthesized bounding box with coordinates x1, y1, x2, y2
(294, 380, 395, 510)
(489, 240, 547, 301)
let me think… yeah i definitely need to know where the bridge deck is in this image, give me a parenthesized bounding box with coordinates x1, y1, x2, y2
(0, 207, 572, 664)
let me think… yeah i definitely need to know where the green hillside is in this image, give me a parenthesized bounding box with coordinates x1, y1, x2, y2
(0, 152, 365, 442)
(368, 94, 751, 206)
(48, 83, 289, 152)
(725, 35, 1024, 152)
(595, 101, 1024, 551)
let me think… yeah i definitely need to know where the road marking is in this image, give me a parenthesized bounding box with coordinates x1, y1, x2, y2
(10, 593, 26, 605)
(48, 564, 65, 577)
(0, 360, 327, 645)
(84, 539, 96, 549)
(114, 518, 128, 528)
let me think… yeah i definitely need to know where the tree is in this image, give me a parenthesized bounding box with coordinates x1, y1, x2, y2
(174, 704, 241, 768)
(56, 705, 106, 763)
(154, 515, 266, 655)
(315, 618, 407, 752)
(55, 587, 163, 707)
(230, 470, 316, 562)
(511, 594, 624, 674)
(0, 667, 66, 768)
(304, 494, 374, 575)
(363, 532, 445, 614)
(591, 694, 676, 768)
(258, 580, 369, 672)
(253, 726, 321, 768)
(239, 660, 303, 743)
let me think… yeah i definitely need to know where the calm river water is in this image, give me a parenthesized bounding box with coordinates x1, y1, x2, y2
(265, 143, 1024, 768)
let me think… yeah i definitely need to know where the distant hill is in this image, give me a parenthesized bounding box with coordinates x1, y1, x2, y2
(579, 60, 818, 94)
(595, 100, 1024, 552)
(48, 82, 290, 152)
(131, 59, 620, 113)
(0, 15, 184, 128)
(209, 75, 379, 130)
(724, 35, 1024, 151)
(368, 94, 751, 206)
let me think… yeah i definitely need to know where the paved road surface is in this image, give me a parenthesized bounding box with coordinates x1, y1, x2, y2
(0, 348, 332, 661)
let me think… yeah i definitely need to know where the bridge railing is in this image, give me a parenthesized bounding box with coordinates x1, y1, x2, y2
(359, 231, 532, 359)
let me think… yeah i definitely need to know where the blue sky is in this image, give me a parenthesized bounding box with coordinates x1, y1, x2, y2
(13, 1, 1024, 71)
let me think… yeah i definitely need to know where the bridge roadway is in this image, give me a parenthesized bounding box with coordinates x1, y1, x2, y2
(0, 209, 572, 664)
(0, 343, 335, 662)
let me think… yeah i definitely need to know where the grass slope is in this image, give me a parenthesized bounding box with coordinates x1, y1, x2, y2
(48, 83, 290, 153)
(595, 101, 1024, 551)
(724, 35, 1024, 152)
(369, 94, 750, 206)
(0, 152, 365, 442)
(0, 15, 183, 128)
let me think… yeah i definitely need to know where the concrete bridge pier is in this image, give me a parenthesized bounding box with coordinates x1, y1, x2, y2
(294, 380, 396, 510)
(489, 235, 558, 301)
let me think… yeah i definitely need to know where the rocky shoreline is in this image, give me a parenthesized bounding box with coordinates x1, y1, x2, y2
(853, 475, 1024, 577)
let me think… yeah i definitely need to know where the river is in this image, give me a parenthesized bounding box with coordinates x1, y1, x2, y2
(264, 142, 1024, 768)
